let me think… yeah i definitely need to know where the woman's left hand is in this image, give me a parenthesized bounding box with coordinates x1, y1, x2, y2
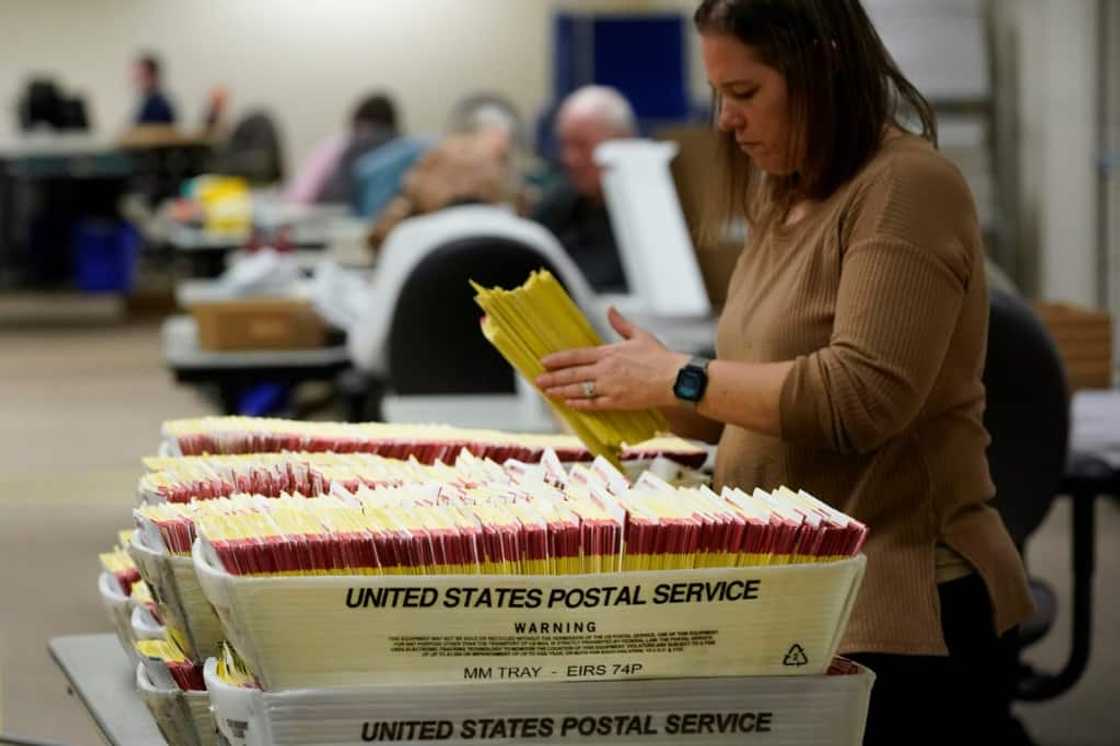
(536, 307, 688, 411)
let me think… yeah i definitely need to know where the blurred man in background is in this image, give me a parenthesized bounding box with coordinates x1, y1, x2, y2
(132, 52, 176, 125)
(533, 85, 636, 293)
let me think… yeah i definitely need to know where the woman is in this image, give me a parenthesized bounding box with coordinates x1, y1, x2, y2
(536, 1, 1034, 743)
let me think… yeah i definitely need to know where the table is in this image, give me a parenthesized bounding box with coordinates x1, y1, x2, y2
(47, 634, 164, 745)
(168, 224, 329, 279)
(0, 138, 132, 288)
(0, 134, 213, 289)
(163, 314, 351, 414)
(165, 203, 361, 279)
(1016, 389, 1120, 702)
(1071, 390, 1120, 469)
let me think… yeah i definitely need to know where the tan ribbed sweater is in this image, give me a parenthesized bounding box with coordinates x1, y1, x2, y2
(713, 134, 1034, 655)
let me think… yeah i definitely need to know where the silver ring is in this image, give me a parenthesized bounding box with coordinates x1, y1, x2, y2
(582, 381, 596, 399)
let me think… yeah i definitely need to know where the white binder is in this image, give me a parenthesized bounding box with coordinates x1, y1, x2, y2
(595, 139, 711, 319)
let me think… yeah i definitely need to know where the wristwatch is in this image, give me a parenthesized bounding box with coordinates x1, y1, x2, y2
(673, 356, 711, 408)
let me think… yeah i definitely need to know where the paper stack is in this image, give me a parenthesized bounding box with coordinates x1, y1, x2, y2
(185, 478, 866, 579)
(128, 525, 225, 663)
(159, 416, 705, 468)
(132, 450, 864, 579)
(179, 453, 866, 693)
(473, 270, 668, 462)
(127, 448, 597, 671)
(134, 638, 218, 746)
(136, 639, 205, 692)
(139, 449, 586, 505)
(97, 532, 163, 665)
(94, 417, 874, 744)
(94, 527, 218, 746)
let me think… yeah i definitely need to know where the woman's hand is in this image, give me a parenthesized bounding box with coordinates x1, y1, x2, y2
(536, 307, 688, 411)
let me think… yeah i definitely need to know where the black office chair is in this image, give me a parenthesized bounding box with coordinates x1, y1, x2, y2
(18, 78, 87, 132)
(986, 288, 1069, 547)
(340, 235, 570, 420)
(218, 110, 285, 184)
(387, 236, 565, 393)
(983, 287, 1105, 701)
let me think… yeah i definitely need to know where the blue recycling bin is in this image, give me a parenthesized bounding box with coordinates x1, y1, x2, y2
(73, 219, 140, 293)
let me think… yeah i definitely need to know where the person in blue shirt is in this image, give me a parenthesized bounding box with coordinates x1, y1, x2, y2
(318, 93, 401, 206)
(133, 53, 176, 126)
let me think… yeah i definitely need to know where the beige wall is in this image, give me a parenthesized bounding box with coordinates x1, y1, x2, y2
(0, 0, 702, 171)
(2, 0, 1105, 314)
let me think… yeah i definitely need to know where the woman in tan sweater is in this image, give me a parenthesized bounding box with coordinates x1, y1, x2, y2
(536, 1, 1034, 743)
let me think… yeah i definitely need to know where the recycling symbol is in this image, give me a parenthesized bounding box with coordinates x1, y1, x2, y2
(783, 643, 809, 667)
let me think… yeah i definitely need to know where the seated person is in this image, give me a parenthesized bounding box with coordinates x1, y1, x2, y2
(132, 52, 176, 125)
(285, 133, 348, 205)
(317, 93, 400, 205)
(532, 86, 636, 294)
(367, 93, 527, 248)
(445, 93, 542, 211)
(351, 135, 432, 218)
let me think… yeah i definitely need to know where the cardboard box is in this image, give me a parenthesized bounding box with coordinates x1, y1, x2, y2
(1034, 302, 1114, 390)
(205, 657, 874, 746)
(193, 539, 865, 690)
(190, 299, 326, 351)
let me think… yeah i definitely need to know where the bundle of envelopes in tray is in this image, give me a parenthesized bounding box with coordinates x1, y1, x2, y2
(100, 537, 141, 595)
(186, 475, 865, 578)
(136, 451, 865, 578)
(160, 416, 706, 467)
(107, 417, 876, 744)
(98, 533, 160, 664)
(136, 639, 206, 692)
(473, 270, 669, 462)
(129, 448, 588, 666)
(95, 529, 216, 746)
(138, 447, 619, 505)
(134, 638, 218, 746)
(185, 452, 868, 697)
(128, 522, 226, 665)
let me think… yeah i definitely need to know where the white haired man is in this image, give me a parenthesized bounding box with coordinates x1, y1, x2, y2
(533, 85, 636, 293)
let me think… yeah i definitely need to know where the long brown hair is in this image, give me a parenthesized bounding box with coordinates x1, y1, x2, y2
(694, 0, 937, 236)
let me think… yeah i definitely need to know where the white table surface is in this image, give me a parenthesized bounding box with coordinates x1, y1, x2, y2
(1071, 390, 1120, 468)
(47, 634, 165, 746)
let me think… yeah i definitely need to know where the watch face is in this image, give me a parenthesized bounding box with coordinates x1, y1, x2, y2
(674, 368, 705, 401)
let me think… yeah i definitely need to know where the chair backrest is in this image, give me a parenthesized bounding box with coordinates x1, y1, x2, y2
(222, 111, 285, 184)
(386, 235, 565, 395)
(20, 79, 65, 131)
(983, 288, 1070, 547)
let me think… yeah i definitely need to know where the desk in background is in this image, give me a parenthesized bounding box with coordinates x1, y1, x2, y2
(164, 203, 368, 279)
(163, 314, 351, 414)
(0, 134, 212, 289)
(0, 137, 132, 288)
